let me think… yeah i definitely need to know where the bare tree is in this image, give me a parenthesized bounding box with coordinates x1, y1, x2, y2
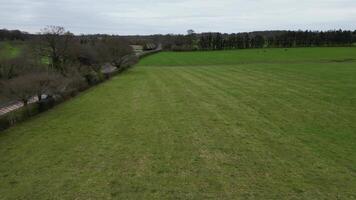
(187, 29, 195, 35)
(99, 37, 133, 69)
(30, 70, 66, 101)
(1, 68, 67, 105)
(0, 47, 39, 80)
(0, 59, 18, 79)
(77, 43, 102, 73)
(68, 37, 134, 80)
(40, 26, 73, 74)
(1, 74, 37, 106)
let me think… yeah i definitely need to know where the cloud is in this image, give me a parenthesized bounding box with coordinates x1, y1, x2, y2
(0, 0, 355, 34)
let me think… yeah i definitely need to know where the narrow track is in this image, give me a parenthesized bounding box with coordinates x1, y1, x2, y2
(0, 97, 38, 116)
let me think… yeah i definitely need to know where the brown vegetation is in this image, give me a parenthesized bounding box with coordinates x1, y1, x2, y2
(1, 26, 137, 118)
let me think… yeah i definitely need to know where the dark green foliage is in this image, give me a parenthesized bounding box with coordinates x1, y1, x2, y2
(135, 29, 356, 51)
(197, 30, 356, 50)
(0, 29, 29, 41)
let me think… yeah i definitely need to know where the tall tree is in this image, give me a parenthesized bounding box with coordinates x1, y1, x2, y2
(40, 26, 73, 74)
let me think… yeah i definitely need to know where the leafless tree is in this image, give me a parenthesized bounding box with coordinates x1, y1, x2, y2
(1, 67, 67, 104)
(0, 47, 39, 80)
(0, 59, 18, 79)
(76, 43, 102, 73)
(1, 74, 37, 106)
(30, 70, 67, 101)
(99, 37, 133, 69)
(40, 26, 74, 74)
(187, 29, 195, 35)
(72, 37, 133, 80)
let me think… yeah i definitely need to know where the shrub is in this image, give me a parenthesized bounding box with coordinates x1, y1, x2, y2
(84, 71, 102, 85)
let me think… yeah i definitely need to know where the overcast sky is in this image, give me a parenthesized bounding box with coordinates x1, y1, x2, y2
(1, 0, 355, 35)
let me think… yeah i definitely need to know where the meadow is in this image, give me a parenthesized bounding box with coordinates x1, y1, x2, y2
(0, 41, 49, 64)
(0, 41, 22, 60)
(0, 47, 356, 199)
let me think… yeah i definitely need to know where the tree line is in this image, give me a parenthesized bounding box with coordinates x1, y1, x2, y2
(132, 29, 356, 51)
(0, 29, 29, 41)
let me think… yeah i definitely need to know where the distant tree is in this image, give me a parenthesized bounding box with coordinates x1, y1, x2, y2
(253, 35, 265, 48)
(75, 43, 101, 71)
(0, 47, 39, 80)
(0, 29, 29, 41)
(31, 70, 66, 101)
(99, 37, 133, 69)
(40, 26, 74, 74)
(0, 58, 21, 80)
(187, 29, 195, 35)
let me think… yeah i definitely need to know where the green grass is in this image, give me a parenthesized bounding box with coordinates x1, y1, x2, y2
(0, 41, 49, 65)
(41, 56, 50, 65)
(138, 47, 356, 66)
(0, 41, 21, 60)
(1, 48, 356, 199)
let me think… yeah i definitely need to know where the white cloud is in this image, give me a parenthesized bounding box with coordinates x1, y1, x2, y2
(0, 0, 355, 34)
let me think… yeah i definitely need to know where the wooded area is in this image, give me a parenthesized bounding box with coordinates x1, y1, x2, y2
(123, 30, 356, 51)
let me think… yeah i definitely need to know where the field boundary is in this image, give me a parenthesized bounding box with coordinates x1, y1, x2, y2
(0, 46, 162, 131)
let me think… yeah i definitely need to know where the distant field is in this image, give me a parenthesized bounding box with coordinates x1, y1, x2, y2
(0, 41, 49, 64)
(0, 41, 21, 60)
(1, 48, 356, 199)
(138, 47, 356, 66)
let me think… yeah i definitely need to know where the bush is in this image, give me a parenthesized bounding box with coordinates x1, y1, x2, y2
(84, 71, 103, 86)
(67, 75, 89, 97)
(38, 96, 56, 112)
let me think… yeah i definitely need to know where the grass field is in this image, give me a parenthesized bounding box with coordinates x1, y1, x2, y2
(1, 48, 356, 199)
(0, 41, 21, 60)
(0, 41, 49, 64)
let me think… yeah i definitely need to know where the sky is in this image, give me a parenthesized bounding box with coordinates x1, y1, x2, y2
(1, 0, 356, 35)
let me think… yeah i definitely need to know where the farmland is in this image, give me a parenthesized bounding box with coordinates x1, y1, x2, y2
(1, 47, 356, 199)
(0, 41, 21, 60)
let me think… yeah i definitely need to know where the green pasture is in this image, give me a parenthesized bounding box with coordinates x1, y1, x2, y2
(1, 47, 356, 199)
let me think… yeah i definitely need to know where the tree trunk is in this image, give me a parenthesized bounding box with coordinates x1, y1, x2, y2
(38, 94, 42, 102)
(23, 99, 30, 117)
